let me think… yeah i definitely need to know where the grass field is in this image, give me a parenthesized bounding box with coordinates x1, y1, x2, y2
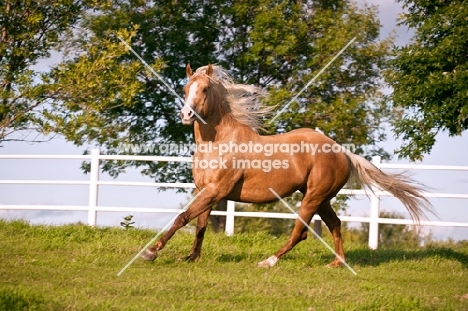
(1, 219, 467, 310)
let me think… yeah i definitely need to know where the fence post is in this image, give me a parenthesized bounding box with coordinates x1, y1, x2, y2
(368, 155, 381, 249)
(225, 200, 235, 236)
(88, 149, 100, 226)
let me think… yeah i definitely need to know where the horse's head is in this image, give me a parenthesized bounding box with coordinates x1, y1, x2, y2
(181, 64, 221, 125)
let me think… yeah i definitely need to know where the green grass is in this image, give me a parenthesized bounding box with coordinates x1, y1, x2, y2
(1, 219, 467, 311)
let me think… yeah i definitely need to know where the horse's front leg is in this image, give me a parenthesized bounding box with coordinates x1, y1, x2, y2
(185, 207, 212, 262)
(141, 191, 218, 262)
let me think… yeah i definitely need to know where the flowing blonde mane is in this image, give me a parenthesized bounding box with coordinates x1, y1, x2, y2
(192, 65, 274, 131)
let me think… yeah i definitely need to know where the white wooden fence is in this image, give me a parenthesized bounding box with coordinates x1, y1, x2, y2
(1, 149, 468, 249)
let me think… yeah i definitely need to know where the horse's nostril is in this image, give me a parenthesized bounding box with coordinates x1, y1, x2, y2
(188, 111, 193, 117)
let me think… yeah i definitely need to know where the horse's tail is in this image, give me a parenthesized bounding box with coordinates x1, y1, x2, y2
(345, 152, 434, 223)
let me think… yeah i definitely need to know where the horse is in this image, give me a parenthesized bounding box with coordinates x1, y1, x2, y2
(141, 64, 433, 267)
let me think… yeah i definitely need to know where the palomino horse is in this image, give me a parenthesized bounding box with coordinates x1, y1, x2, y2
(141, 64, 433, 267)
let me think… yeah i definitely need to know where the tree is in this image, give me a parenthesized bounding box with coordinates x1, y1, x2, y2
(218, 0, 393, 162)
(42, 0, 220, 181)
(386, 0, 468, 160)
(0, 0, 83, 144)
(43, 0, 393, 184)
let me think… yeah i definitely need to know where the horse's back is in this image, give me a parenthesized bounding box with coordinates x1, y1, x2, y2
(262, 128, 334, 144)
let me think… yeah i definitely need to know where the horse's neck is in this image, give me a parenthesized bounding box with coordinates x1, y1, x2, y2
(194, 113, 256, 142)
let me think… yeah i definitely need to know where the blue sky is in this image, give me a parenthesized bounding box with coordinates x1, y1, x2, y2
(0, 0, 467, 241)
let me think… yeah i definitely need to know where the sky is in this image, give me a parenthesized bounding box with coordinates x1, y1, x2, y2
(0, 0, 467, 241)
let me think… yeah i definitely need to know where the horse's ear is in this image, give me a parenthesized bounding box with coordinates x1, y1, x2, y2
(186, 63, 193, 78)
(206, 64, 213, 77)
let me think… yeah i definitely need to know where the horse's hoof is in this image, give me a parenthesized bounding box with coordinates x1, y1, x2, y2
(326, 260, 344, 268)
(184, 254, 200, 262)
(257, 255, 278, 268)
(141, 249, 158, 261)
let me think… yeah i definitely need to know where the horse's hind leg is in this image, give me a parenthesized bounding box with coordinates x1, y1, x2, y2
(317, 201, 345, 267)
(258, 197, 318, 268)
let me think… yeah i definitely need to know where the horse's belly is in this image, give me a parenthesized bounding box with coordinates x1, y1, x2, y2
(225, 169, 305, 203)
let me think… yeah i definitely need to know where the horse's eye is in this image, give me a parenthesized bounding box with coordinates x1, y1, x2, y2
(202, 87, 208, 93)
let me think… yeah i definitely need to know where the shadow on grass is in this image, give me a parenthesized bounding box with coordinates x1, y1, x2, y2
(0, 287, 64, 311)
(216, 253, 252, 263)
(212, 245, 468, 268)
(346, 246, 468, 268)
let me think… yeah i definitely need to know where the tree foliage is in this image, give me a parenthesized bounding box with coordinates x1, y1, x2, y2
(0, 0, 83, 143)
(42, 0, 393, 181)
(3, 0, 395, 189)
(218, 1, 393, 159)
(42, 0, 220, 181)
(386, 0, 468, 160)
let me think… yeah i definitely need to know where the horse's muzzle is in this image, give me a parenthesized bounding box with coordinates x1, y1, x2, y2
(180, 106, 195, 125)
(180, 115, 195, 125)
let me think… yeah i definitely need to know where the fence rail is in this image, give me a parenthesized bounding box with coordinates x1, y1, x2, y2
(1, 149, 468, 249)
